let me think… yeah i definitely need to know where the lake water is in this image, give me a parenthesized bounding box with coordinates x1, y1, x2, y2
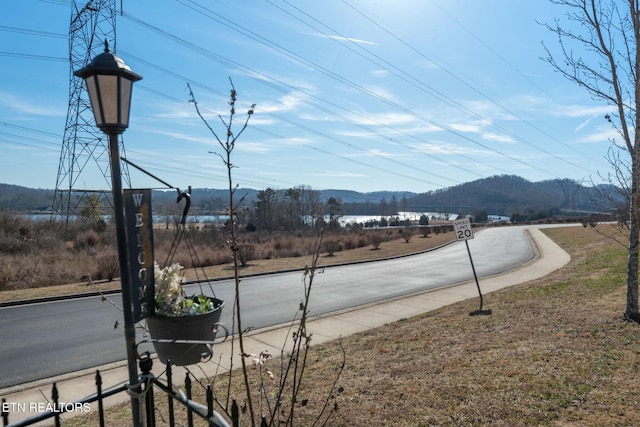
(31, 211, 463, 226)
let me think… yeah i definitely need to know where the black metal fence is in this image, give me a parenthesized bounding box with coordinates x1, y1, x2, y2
(1, 356, 263, 427)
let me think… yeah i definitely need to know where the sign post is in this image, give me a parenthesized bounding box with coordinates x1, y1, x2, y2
(124, 189, 155, 322)
(453, 218, 491, 316)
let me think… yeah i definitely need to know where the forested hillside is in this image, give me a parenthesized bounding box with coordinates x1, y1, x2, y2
(408, 175, 615, 218)
(0, 175, 619, 221)
(0, 184, 54, 211)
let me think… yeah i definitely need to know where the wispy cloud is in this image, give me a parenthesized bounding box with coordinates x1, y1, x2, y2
(245, 69, 317, 93)
(551, 104, 612, 118)
(145, 129, 210, 144)
(574, 113, 600, 132)
(459, 100, 517, 121)
(261, 136, 314, 147)
(408, 141, 485, 156)
(346, 111, 416, 127)
(364, 148, 407, 159)
(362, 84, 399, 103)
(371, 69, 390, 77)
(315, 170, 368, 178)
(578, 128, 618, 144)
(481, 132, 515, 143)
(308, 33, 376, 45)
(0, 91, 63, 117)
(449, 123, 482, 133)
(258, 91, 309, 114)
(416, 59, 440, 70)
(152, 106, 202, 121)
(236, 142, 271, 153)
(151, 99, 273, 127)
(448, 118, 496, 137)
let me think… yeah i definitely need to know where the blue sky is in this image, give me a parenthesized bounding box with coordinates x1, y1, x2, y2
(0, 0, 617, 194)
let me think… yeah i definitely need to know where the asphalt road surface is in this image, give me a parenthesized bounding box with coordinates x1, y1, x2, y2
(0, 225, 536, 389)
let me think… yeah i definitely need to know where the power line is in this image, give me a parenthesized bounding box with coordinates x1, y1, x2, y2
(0, 51, 67, 62)
(340, 0, 605, 172)
(428, 0, 607, 166)
(118, 47, 462, 187)
(0, 25, 67, 39)
(2, 2, 609, 192)
(121, 8, 560, 183)
(126, 49, 460, 187)
(164, 1, 569, 179)
(0, 119, 305, 191)
(135, 79, 451, 188)
(0, 121, 62, 138)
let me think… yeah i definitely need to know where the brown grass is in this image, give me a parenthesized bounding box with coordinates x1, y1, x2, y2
(0, 228, 456, 303)
(60, 224, 640, 426)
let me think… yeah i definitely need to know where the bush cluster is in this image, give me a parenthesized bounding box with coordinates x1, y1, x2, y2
(0, 215, 399, 291)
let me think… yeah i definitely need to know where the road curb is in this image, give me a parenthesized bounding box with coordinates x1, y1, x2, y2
(0, 227, 571, 425)
(0, 239, 457, 308)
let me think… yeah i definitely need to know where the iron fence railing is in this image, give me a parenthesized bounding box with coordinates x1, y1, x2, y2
(1, 356, 264, 427)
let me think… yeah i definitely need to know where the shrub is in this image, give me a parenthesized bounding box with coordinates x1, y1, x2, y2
(0, 257, 17, 290)
(75, 230, 101, 253)
(0, 231, 29, 254)
(371, 234, 383, 250)
(324, 240, 341, 256)
(343, 237, 357, 250)
(237, 244, 256, 267)
(95, 249, 119, 281)
(399, 228, 413, 243)
(91, 218, 107, 233)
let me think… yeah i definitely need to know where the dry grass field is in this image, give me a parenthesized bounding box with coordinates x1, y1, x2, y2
(0, 227, 456, 303)
(58, 224, 640, 426)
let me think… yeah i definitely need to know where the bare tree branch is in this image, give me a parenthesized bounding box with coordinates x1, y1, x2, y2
(543, 0, 640, 321)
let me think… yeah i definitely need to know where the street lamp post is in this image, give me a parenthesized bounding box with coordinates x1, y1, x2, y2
(74, 40, 143, 427)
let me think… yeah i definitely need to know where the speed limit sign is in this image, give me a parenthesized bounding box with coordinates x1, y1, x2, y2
(454, 217, 489, 314)
(453, 218, 474, 241)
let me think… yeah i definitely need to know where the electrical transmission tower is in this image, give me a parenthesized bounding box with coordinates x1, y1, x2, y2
(52, 0, 130, 226)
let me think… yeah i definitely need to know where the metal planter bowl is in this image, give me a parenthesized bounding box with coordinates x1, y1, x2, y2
(146, 298, 224, 366)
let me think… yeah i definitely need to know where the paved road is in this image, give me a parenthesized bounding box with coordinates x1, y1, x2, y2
(0, 225, 534, 389)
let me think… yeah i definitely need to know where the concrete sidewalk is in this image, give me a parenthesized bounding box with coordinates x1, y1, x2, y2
(0, 228, 570, 425)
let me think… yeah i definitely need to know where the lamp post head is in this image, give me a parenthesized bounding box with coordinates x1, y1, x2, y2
(74, 40, 142, 135)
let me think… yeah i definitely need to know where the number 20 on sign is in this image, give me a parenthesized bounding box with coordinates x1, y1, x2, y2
(454, 218, 474, 241)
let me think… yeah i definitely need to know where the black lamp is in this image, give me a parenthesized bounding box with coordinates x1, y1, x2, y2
(74, 39, 142, 134)
(74, 40, 144, 427)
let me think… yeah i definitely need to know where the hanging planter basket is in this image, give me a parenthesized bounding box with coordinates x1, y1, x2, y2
(147, 298, 225, 366)
(143, 188, 228, 366)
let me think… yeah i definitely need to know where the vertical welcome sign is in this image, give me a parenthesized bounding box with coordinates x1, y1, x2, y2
(124, 189, 155, 322)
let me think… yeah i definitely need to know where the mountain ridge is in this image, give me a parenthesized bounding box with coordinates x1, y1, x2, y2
(0, 175, 619, 218)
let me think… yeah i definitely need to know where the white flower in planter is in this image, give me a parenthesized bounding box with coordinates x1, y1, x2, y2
(153, 262, 218, 317)
(154, 262, 185, 316)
